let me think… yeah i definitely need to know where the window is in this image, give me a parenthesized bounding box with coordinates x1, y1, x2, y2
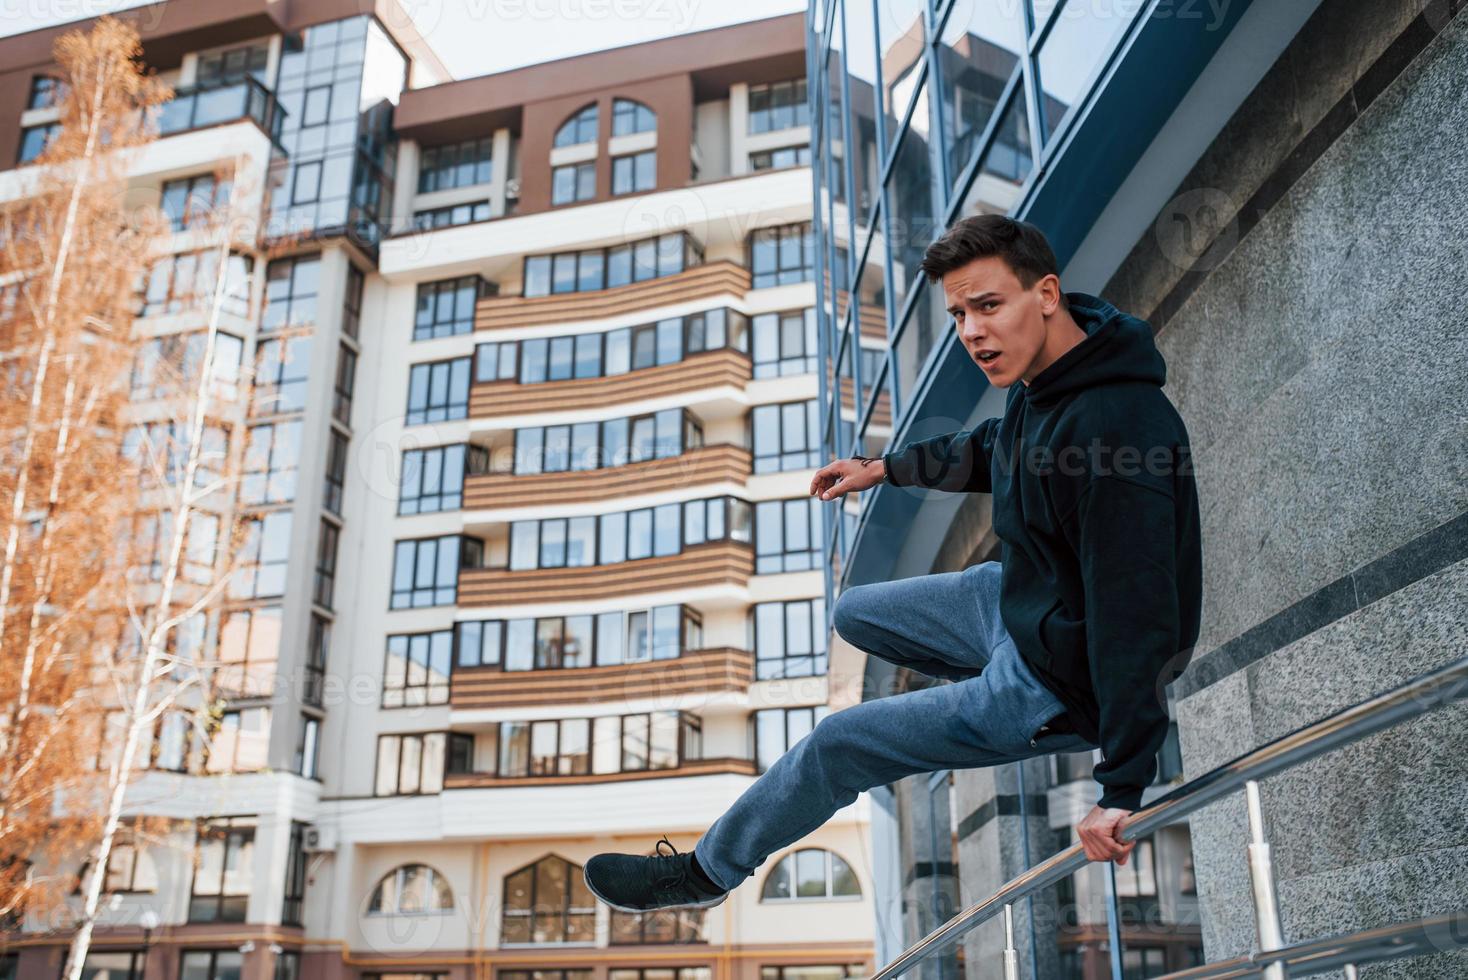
(314, 519, 339, 609)
(1121, 946, 1168, 979)
(522, 233, 702, 297)
(124, 510, 219, 584)
(418, 137, 493, 192)
(609, 909, 708, 947)
(16, 123, 59, 164)
(195, 43, 269, 87)
(413, 201, 492, 230)
(370, 864, 454, 915)
(295, 716, 320, 780)
(274, 952, 301, 980)
(241, 420, 302, 504)
(342, 264, 364, 340)
(612, 98, 656, 136)
(761, 848, 861, 901)
(323, 429, 348, 515)
(382, 630, 453, 707)
(75, 952, 145, 979)
(750, 144, 812, 171)
(751, 400, 821, 473)
(160, 173, 231, 230)
(334, 343, 356, 424)
(759, 966, 865, 980)
(507, 497, 749, 571)
(456, 604, 698, 670)
(748, 79, 809, 134)
(749, 222, 813, 288)
(752, 598, 827, 680)
(554, 103, 598, 147)
(492, 711, 697, 778)
(474, 309, 744, 385)
(27, 74, 65, 110)
(217, 606, 281, 698)
(262, 254, 320, 331)
(513, 409, 700, 475)
(752, 309, 818, 378)
(405, 357, 471, 425)
(304, 614, 329, 708)
(75, 830, 159, 894)
(754, 705, 828, 772)
(399, 444, 484, 514)
(754, 497, 822, 573)
(122, 421, 230, 490)
(131, 331, 244, 401)
(282, 822, 308, 924)
(551, 161, 596, 205)
(251, 334, 314, 417)
(180, 951, 246, 980)
(611, 151, 655, 195)
(501, 855, 594, 943)
(374, 735, 448, 796)
(502, 973, 590, 980)
(139, 250, 253, 318)
(231, 511, 292, 598)
(291, 160, 322, 203)
(188, 817, 255, 922)
(203, 708, 270, 773)
(390, 534, 482, 608)
(414, 276, 489, 340)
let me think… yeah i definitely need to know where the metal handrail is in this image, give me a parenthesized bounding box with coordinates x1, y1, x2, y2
(870, 654, 1468, 979)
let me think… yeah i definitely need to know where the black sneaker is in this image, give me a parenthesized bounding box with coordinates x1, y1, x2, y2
(584, 835, 729, 913)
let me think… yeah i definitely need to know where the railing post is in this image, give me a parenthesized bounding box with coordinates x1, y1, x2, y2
(1002, 903, 1020, 980)
(1244, 780, 1289, 979)
(1342, 966, 1359, 980)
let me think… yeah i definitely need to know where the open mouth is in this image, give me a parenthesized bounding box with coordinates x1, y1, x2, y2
(975, 350, 1000, 365)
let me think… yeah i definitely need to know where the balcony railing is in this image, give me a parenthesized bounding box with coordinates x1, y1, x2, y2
(458, 539, 754, 607)
(870, 654, 1468, 979)
(157, 77, 285, 143)
(450, 645, 754, 710)
(464, 444, 752, 510)
(475, 260, 751, 333)
(443, 755, 757, 789)
(470, 347, 751, 419)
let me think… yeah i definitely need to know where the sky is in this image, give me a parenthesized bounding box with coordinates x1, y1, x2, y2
(0, 0, 808, 78)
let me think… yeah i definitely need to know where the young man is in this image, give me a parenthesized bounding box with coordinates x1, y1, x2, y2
(583, 214, 1202, 914)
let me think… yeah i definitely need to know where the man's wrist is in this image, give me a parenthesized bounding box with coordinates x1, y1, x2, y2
(851, 453, 887, 483)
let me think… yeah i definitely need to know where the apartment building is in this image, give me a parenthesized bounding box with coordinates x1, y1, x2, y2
(0, 6, 873, 980)
(810, 0, 1467, 977)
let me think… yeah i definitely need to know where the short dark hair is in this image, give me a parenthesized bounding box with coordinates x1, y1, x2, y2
(920, 214, 1062, 295)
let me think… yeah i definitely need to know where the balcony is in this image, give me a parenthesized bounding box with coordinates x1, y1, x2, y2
(474, 260, 751, 332)
(157, 78, 285, 144)
(443, 755, 756, 789)
(457, 539, 753, 607)
(450, 645, 753, 710)
(463, 443, 751, 510)
(470, 347, 751, 419)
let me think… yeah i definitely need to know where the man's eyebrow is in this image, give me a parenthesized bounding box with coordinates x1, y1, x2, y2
(948, 291, 1001, 312)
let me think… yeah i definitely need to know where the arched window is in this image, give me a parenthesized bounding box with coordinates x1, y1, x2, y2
(760, 847, 860, 901)
(612, 98, 656, 137)
(501, 854, 595, 943)
(368, 863, 454, 914)
(554, 104, 598, 148)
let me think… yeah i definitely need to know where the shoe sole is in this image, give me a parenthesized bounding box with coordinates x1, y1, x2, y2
(582, 866, 729, 914)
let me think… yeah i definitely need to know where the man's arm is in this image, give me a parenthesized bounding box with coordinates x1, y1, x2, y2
(881, 416, 1000, 493)
(1070, 473, 1182, 812)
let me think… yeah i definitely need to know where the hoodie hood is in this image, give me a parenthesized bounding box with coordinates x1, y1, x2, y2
(1023, 290, 1166, 408)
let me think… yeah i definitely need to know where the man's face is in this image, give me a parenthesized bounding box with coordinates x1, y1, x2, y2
(943, 255, 1060, 387)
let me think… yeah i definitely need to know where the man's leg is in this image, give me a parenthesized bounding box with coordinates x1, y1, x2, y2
(693, 633, 1091, 892)
(829, 561, 1011, 681)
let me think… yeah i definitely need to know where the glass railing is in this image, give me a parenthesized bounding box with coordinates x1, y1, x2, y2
(157, 77, 285, 143)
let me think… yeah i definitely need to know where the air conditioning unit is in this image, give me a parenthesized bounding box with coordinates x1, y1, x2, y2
(302, 825, 336, 853)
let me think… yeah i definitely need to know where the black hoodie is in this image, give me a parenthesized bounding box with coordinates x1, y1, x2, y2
(881, 290, 1202, 811)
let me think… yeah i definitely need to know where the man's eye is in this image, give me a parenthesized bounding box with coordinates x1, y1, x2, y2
(980, 301, 998, 312)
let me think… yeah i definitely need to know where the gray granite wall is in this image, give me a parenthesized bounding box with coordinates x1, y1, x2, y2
(1103, 0, 1468, 975)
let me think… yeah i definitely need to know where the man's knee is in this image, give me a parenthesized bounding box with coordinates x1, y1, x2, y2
(831, 585, 875, 648)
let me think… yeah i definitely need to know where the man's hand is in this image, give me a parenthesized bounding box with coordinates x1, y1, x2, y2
(810, 456, 885, 500)
(1077, 805, 1135, 865)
